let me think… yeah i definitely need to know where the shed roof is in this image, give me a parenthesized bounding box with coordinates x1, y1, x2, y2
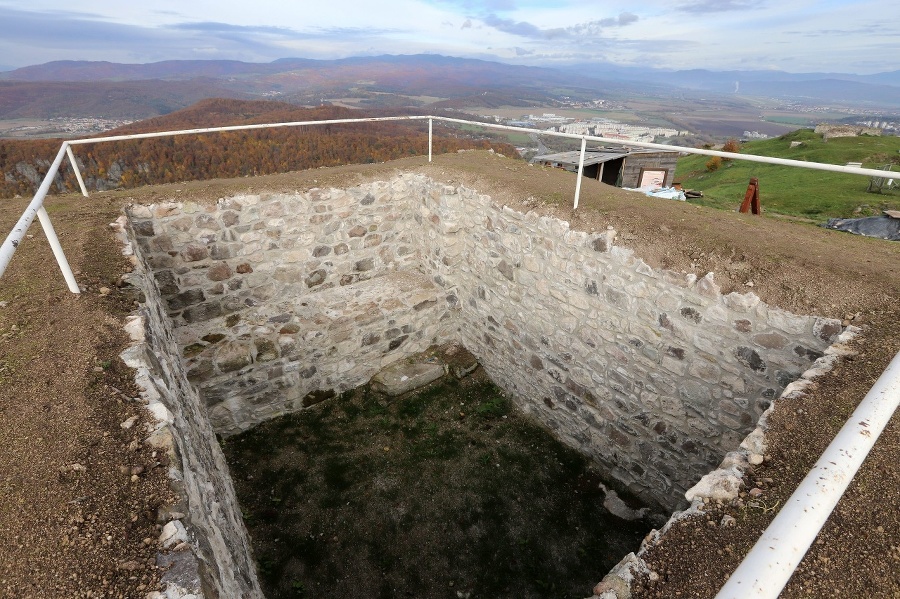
(533, 147, 678, 168)
(534, 150, 628, 167)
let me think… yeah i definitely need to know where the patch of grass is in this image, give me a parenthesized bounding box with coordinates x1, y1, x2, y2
(475, 395, 509, 418)
(322, 457, 354, 491)
(676, 129, 900, 218)
(396, 393, 429, 418)
(290, 580, 306, 598)
(223, 367, 651, 599)
(340, 400, 361, 421)
(412, 429, 462, 460)
(362, 397, 387, 418)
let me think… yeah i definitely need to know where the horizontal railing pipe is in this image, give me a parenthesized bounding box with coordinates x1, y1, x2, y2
(67, 115, 432, 146)
(60, 115, 892, 180)
(716, 348, 900, 599)
(428, 116, 895, 179)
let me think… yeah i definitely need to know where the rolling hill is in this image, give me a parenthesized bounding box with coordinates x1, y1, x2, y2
(0, 79, 247, 119)
(675, 129, 900, 218)
(0, 55, 620, 119)
(559, 64, 900, 107)
(0, 99, 515, 199)
(19, 54, 892, 121)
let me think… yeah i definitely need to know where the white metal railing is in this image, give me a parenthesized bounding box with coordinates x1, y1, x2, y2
(2, 115, 895, 293)
(716, 349, 900, 597)
(1, 115, 898, 598)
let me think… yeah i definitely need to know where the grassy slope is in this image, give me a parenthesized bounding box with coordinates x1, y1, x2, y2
(675, 129, 900, 218)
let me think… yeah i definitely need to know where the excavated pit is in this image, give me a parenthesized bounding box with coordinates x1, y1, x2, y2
(122, 173, 847, 597)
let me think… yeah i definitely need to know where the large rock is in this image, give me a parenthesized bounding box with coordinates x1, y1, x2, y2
(371, 361, 447, 396)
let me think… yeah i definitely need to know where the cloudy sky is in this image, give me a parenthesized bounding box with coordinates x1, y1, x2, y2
(0, 0, 897, 74)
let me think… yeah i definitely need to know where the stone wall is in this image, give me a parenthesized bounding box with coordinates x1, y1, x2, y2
(814, 123, 883, 139)
(128, 183, 456, 434)
(115, 218, 263, 598)
(589, 327, 860, 599)
(411, 176, 840, 510)
(127, 174, 842, 511)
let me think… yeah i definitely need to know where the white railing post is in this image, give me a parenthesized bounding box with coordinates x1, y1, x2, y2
(573, 136, 587, 209)
(715, 349, 900, 599)
(36, 205, 80, 293)
(428, 118, 433, 163)
(0, 142, 80, 293)
(66, 145, 89, 197)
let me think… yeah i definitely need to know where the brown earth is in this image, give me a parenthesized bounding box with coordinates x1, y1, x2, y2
(0, 150, 897, 598)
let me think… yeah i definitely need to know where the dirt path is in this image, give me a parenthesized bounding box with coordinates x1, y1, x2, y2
(0, 151, 897, 598)
(0, 197, 175, 598)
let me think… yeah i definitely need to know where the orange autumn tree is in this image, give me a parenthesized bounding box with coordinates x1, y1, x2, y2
(0, 100, 517, 198)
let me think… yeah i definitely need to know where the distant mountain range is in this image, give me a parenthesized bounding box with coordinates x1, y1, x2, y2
(0, 54, 897, 121)
(559, 62, 900, 106)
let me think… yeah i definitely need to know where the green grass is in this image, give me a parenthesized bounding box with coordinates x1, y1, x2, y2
(222, 368, 650, 599)
(762, 116, 816, 127)
(676, 129, 900, 219)
(454, 123, 532, 146)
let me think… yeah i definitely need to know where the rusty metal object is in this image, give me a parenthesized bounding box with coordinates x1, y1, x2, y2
(739, 177, 761, 215)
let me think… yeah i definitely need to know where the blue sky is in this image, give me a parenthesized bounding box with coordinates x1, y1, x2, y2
(0, 0, 897, 74)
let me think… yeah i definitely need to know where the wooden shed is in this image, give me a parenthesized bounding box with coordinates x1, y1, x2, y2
(533, 147, 680, 188)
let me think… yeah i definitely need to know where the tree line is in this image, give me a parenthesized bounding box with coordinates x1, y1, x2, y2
(0, 100, 517, 198)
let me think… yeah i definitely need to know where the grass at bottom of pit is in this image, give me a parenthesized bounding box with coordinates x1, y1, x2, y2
(222, 372, 651, 599)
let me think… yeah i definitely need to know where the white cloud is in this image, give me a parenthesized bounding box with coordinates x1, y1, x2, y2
(0, 0, 896, 73)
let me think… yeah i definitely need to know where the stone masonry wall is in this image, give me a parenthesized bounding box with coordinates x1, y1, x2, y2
(128, 182, 457, 434)
(409, 176, 841, 510)
(115, 218, 264, 598)
(814, 123, 882, 139)
(127, 173, 842, 512)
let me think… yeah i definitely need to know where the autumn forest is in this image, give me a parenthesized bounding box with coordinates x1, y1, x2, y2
(0, 99, 516, 198)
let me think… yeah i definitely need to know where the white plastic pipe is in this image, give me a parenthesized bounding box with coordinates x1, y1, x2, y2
(68, 115, 431, 146)
(573, 136, 587, 209)
(62, 114, 894, 179)
(716, 349, 900, 598)
(36, 206, 80, 293)
(428, 118, 433, 163)
(66, 145, 89, 197)
(0, 143, 78, 291)
(430, 116, 894, 179)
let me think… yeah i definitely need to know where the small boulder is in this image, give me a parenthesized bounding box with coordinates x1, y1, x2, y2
(371, 362, 446, 396)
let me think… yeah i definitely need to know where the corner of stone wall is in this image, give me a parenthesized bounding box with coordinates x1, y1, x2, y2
(585, 325, 861, 599)
(111, 214, 264, 599)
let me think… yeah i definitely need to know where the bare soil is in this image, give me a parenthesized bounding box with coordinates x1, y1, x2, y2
(0, 150, 897, 598)
(0, 196, 175, 598)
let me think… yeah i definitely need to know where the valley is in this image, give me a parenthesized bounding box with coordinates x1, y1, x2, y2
(1, 55, 897, 144)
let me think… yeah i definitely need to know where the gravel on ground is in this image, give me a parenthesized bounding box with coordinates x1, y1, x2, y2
(0, 151, 897, 598)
